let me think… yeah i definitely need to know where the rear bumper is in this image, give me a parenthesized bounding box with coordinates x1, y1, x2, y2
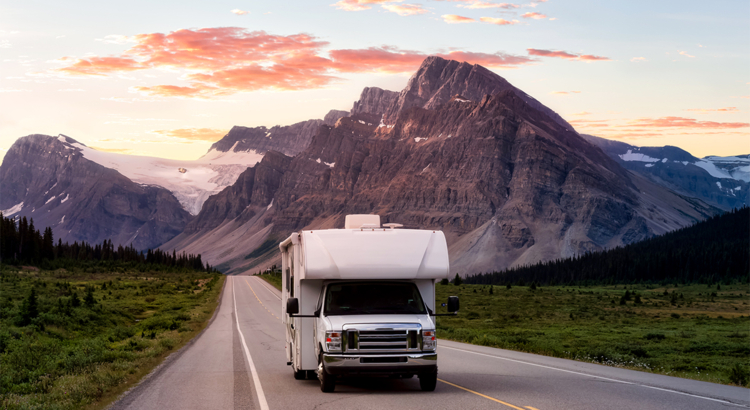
(322, 352, 437, 376)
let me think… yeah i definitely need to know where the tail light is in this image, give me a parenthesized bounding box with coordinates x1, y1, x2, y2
(422, 330, 436, 351)
(326, 331, 342, 352)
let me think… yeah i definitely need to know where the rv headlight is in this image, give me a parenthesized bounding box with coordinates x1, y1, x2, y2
(422, 330, 436, 351)
(325, 331, 342, 352)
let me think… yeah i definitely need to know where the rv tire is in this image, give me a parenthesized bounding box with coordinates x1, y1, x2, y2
(318, 354, 336, 392)
(419, 370, 437, 391)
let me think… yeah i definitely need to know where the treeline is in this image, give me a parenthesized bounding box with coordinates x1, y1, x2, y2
(0, 213, 216, 272)
(465, 207, 749, 286)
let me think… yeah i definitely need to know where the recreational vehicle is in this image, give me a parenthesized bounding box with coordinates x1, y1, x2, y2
(279, 214, 459, 392)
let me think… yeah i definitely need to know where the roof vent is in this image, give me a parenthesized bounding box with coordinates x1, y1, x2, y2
(345, 214, 380, 229)
(383, 223, 403, 230)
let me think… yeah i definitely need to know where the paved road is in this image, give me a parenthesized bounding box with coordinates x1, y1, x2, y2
(111, 276, 750, 410)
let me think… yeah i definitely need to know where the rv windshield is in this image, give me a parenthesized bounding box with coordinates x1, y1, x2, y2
(323, 282, 426, 316)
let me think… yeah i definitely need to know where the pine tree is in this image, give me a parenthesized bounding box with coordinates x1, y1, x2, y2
(19, 287, 39, 326)
(453, 273, 462, 286)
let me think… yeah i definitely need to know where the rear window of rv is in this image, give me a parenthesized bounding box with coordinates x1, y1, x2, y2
(324, 282, 426, 315)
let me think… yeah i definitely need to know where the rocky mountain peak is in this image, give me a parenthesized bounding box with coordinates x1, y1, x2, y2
(382, 56, 572, 130)
(350, 87, 399, 117)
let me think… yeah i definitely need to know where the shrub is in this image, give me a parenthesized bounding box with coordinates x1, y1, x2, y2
(645, 333, 666, 341)
(728, 363, 748, 386)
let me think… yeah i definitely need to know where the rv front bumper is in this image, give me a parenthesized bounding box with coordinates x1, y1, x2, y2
(322, 353, 437, 376)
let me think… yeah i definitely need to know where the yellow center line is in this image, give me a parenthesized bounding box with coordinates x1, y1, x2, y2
(438, 379, 528, 410)
(525, 407, 540, 410)
(244, 278, 281, 321)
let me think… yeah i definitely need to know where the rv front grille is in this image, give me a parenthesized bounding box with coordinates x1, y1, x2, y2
(342, 324, 422, 353)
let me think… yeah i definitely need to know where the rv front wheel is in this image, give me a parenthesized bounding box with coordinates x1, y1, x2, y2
(419, 370, 437, 391)
(318, 354, 336, 392)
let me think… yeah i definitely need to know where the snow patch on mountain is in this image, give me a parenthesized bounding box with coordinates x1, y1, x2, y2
(619, 150, 660, 163)
(2, 202, 23, 216)
(63, 138, 264, 215)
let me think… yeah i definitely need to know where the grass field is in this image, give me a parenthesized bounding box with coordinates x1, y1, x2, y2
(0, 264, 225, 410)
(435, 282, 750, 386)
(257, 272, 750, 386)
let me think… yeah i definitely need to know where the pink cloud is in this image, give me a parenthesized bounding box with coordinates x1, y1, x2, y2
(58, 56, 144, 76)
(332, 0, 393, 11)
(56, 27, 535, 98)
(528, 48, 611, 62)
(522, 12, 546, 19)
(231, 9, 249, 15)
(442, 14, 476, 23)
(480, 17, 520, 25)
(382, 3, 428, 16)
(685, 107, 739, 114)
(458, 2, 520, 9)
(679, 51, 695, 58)
(628, 116, 748, 129)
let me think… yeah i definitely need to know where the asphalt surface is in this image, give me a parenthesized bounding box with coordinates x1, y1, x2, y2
(111, 276, 750, 410)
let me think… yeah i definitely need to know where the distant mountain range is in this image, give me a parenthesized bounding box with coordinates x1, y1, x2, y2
(583, 135, 748, 210)
(1, 56, 735, 275)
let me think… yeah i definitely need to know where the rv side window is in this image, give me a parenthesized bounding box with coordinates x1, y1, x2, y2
(285, 268, 290, 293)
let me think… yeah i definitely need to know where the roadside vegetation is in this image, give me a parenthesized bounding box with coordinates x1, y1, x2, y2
(436, 282, 749, 386)
(256, 266, 282, 290)
(0, 265, 224, 409)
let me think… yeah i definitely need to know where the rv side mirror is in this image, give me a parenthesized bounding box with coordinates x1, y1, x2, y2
(447, 296, 459, 313)
(286, 298, 299, 315)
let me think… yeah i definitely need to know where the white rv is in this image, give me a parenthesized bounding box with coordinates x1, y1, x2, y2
(279, 214, 459, 392)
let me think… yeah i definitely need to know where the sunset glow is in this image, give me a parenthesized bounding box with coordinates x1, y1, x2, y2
(0, 0, 747, 159)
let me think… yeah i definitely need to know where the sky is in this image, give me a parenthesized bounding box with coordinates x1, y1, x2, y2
(0, 0, 748, 160)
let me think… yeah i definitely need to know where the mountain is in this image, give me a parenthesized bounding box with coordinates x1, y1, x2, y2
(351, 87, 399, 116)
(382, 56, 572, 130)
(163, 57, 718, 274)
(0, 135, 191, 249)
(582, 134, 749, 210)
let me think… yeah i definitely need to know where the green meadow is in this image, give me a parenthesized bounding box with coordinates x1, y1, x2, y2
(0, 265, 224, 410)
(435, 282, 750, 386)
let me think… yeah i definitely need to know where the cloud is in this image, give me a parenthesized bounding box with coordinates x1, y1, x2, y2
(57, 56, 144, 76)
(528, 48, 611, 62)
(231, 9, 249, 15)
(330, 48, 534, 73)
(457, 2, 520, 9)
(332, 0, 393, 11)
(55, 27, 533, 98)
(57, 88, 85, 92)
(151, 128, 228, 141)
(521, 12, 546, 19)
(550, 91, 581, 95)
(685, 107, 738, 114)
(678, 51, 695, 58)
(382, 3, 428, 15)
(570, 111, 592, 116)
(630, 57, 647, 62)
(442, 14, 476, 23)
(480, 17, 520, 25)
(628, 116, 748, 129)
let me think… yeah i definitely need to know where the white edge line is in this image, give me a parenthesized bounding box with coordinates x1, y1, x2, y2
(439, 345, 748, 408)
(233, 277, 270, 410)
(254, 275, 282, 300)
